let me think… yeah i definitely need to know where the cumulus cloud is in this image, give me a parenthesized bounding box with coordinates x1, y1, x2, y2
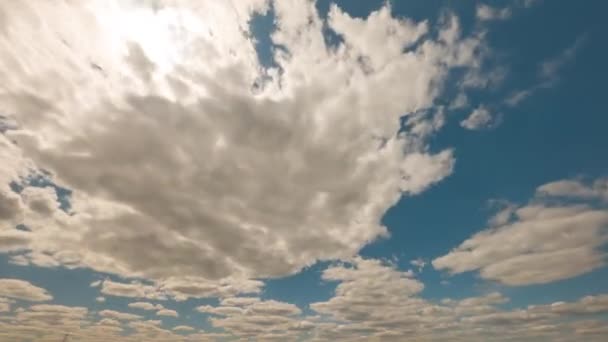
(1, 263, 608, 341)
(476, 5, 512, 21)
(0, 0, 483, 290)
(156, 308, 179, 317)
(197, 297, 306, 340)
(536, 178, 608, 202)
(99, 277, 263, 301)
(0, 278, 52, 302)
(99, 309, 142, 321)
(410, 258, 426, 271)
(0, 297, 12, 312)
(173, 325, 195, 332)
(433, 177, 608, 285)
(460, 105, 498, 130)
(128, 302, 164, 311)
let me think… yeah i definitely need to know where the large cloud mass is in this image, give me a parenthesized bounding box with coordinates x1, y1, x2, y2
(0, 0, 483, 286)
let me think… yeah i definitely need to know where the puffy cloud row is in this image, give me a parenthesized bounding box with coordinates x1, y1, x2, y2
(433, 177, 608, 285)
(2, 264, 608, 341)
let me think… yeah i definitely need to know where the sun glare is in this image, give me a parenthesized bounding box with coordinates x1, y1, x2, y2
(96, 3, 206, 73)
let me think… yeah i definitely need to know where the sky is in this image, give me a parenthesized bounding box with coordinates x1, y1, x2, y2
(0, 0, 607, 341)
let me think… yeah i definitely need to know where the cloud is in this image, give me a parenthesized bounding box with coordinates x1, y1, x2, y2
(410, 258, 426, 271)
(0, 0, 483, 288)
(95, 296, 106, 303)
(100, 279, 167, 300)
(128, 302, 164, 311)
(305, 258, 608, 341)
(505, 35, 586, 107)
(536, 178, 608, 202)
(540, 35, 586, 79)
(0, 297, 12, 312)
(173, 325, 195, 332)
(1, 265, 608, 340)
(0, 278, 52, 302)
(198, 297, 307, 340)
(460, 105, 499, 130)
(99, 277, 263, 301)
(476, 5, 512, 21)
(99, 309, 142, 321)
(433, 177, 608, 285)
(156, 308, 179, 317)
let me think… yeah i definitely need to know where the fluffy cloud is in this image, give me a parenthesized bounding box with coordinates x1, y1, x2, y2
(0, 0, 483, 289)
(433, 177, 608, 285)
(173, 325, 195, 332)
(100, 280, 167, 300)
(156, 309, 179, 317)
(476, 5, 512, 21)
(197, 297, 307, 340)
(0, 278, 52, 302)
(99, 309, 142, 321)
(304, 258, 608, 341)
(128, 302, 164, 311)
(99, 277, 263, 301)
(0, 297, 12, 312)
(536, 178, 608, 201)
(460, 105, 497, 130)
(1, 263, 608, 341)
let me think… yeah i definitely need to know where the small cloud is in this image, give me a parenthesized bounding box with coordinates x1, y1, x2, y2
(156, 308, 179, 317)
(460, 105, 499, 130)
(410, 258, 426, 272)
(476, 4, 512, 21)
(90, 280, 102, 288)
(96, 296, 106, 303)
(128, 302, 164, 311)
(504, 89, 535, 107)
(540, 35, 587, 80)
(173, 325, 195, 332)
(449, 92, 469, 110)
(0, 279, 53, 302)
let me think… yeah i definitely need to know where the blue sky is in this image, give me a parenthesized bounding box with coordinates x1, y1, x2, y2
(1, 0, 607, 341)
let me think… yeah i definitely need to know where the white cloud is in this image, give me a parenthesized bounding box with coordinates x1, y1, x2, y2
(460, 105, 497, 130)
(0, 278, 52, 302)
(128, 302, 164, 311)
(433, 177, 608, 285)
(506, 35, 586, 107)
(1, 267, 608, 340)
(156, 308, 179, 317)
(198, 297, 307, 340)
(476, 5, 512, 21)
(173, 325, 195, 332)
(0, 297, 12, 312)
(100, 279, 167, 300)
(410, 258, 426, 271)
(540, 36, 586, 79)
(99, 309, 142, 321)
(0, 0, 483, 288)
(99, 277, 263, 301)
(95, 296, 106, 303)
(536, 178, 608, 202)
